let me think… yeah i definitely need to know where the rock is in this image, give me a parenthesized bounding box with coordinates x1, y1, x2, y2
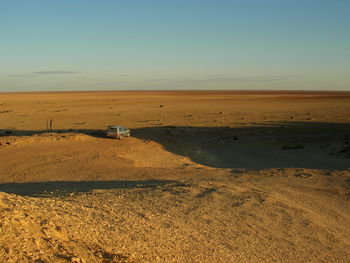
(294, 173, 312, 178)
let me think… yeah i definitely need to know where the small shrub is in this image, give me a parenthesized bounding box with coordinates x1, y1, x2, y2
(281, 144, 305, 150)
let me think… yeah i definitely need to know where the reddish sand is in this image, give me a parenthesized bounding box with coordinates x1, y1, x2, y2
(0, 91, 349, 262)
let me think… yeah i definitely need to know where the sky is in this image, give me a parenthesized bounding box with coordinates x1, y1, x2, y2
(0, 0, 349, 91)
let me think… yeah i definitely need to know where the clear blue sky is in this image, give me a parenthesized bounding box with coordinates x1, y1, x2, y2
(1, 0, 349, 91)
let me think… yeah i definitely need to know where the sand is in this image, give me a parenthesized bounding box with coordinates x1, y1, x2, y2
(0, 91, 350, 262)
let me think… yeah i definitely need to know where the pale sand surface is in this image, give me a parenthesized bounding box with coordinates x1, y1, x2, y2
(0, 91, 350, 262)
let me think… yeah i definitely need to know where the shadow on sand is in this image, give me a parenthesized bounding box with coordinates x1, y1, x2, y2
(0, 180, 185, 197)
(131, 122, 350, 169)
(1, 121, 350, 170)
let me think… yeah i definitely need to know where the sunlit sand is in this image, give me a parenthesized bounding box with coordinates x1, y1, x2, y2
(0, 91, 349, 262)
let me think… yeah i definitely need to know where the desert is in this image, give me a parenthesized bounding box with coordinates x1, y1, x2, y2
(0, 90, 350, 262)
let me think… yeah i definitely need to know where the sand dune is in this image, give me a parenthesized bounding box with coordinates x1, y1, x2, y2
(0, 91, 349, 262)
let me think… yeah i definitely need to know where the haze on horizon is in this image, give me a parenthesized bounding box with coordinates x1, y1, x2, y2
(1, 0, 349, 92)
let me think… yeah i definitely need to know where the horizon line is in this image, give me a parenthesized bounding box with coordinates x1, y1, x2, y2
(1, 89, 350, 95)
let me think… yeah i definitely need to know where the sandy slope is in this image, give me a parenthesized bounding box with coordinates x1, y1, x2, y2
(1, 169, 350, 263)
(0, 91, 350, 262)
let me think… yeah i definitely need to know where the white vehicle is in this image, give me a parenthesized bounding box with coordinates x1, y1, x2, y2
(106, 126, 131, 139)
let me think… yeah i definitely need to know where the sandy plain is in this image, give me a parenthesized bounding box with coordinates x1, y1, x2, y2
(0, 90, 350, 263)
